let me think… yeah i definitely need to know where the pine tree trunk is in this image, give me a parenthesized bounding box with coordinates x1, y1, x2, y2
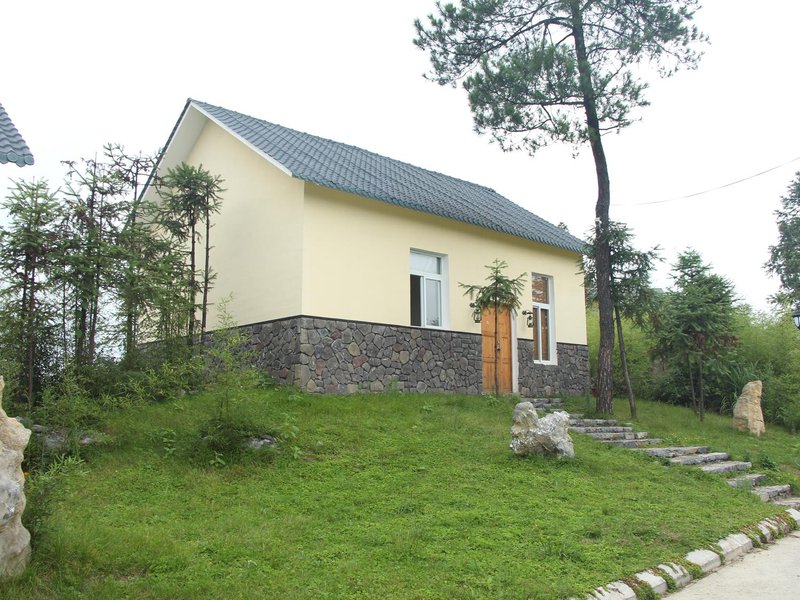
(698, 354, 705, 422)
(188, 221, 197, 346)
(201, 210, 211, 340)
(18, 260, 31, 406)
(61, 274, 68, 365)
(25, 260, 36, 411)
(571, 3, 614, 413)
(687, 355, 698, 415)
(615, 305, 636, 420)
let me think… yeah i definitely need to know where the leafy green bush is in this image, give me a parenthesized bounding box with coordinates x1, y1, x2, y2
(119, 356, 205, 404)
(23, 454, 87, 541)
(589, 303, 800, 427)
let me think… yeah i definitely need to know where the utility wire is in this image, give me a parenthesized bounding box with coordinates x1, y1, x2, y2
(614, 155, 800, 207)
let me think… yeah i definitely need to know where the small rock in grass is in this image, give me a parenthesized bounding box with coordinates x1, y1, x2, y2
(510, 401, 575, 458)
(246, 435, 277, 450)
(0, 376, 31, 577)
(732, 380, 765, 436)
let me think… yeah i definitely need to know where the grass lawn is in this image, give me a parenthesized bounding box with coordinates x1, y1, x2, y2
(8, 390, 796, 599)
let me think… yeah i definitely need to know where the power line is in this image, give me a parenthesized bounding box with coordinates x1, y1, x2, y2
(614, 155, 800, 207)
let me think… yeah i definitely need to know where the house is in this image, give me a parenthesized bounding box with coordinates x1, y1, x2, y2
(144, 99, 590, 396)
(0, 102, 34, 167)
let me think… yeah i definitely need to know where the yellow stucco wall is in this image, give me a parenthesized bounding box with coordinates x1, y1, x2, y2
(185, 120, 305, 328)
(302, 184, 587, 345)
(180, 118, 586, 346)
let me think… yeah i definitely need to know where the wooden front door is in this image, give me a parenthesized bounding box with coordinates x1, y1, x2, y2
(481, 307, 513, 395)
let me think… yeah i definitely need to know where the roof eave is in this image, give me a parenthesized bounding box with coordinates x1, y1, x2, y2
(190, 101, 293, 178)
(140, 99, 295, 203)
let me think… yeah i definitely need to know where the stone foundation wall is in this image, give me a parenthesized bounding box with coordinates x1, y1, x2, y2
(238, 316, 589, 397)
(241, 318, 301, 386)
(518, 341, 591, 397)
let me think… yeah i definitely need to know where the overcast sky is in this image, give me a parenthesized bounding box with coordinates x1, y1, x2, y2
(3, 0, 799, 312)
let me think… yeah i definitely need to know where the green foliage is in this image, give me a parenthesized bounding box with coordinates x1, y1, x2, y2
(731, 309, 800, 431)
(584, 221, 660, 417)
(155, 162, 225, 343)
(0, 179, 63, 408)
(653, 249, 738, 419)
(588, 287, 800, 429)
(759, 454, 778, 471)
(119, 356, 205, 404)
(766, 171, 800, 304)
(23, 455, 87, 541)
(584, 221, 661, 322)
(459, 258, 526, 313)
(414, 0, 705, 154)
(192, 297, 271, 464)
(0, 146, 239, 460)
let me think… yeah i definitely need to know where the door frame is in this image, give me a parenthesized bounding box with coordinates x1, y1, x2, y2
(480, 306, 518, 395)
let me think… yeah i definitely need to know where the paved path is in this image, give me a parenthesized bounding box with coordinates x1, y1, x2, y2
(669, 530, 800, 599)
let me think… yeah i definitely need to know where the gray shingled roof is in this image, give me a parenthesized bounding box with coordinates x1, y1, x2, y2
(191, 100, 583, 253)
(0, 102, 34, 167)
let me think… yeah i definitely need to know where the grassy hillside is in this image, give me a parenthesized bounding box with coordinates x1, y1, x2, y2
(575, 396, 800, 484)
(9, 390, 795, 599)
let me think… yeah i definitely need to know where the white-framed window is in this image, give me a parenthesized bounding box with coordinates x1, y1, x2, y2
(410, 250, 447, 328)
(531, 273, 555, 363)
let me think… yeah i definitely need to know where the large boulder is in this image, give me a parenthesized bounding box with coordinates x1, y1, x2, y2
(0, 377, 31, 577)
(732, 380, 766, 437)
(510, 401, 575, 458)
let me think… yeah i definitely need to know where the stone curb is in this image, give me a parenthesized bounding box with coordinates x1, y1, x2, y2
(582, 508, 800, 599)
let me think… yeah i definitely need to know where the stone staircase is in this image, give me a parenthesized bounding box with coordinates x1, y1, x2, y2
(727, 473, 800, 509)
(569, 419, 663, 448)
(526, 398, 800, 509)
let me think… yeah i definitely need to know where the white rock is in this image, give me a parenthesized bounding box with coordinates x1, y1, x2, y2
(658, 562, 693, 588)
(732, 380, 766, 436)
(635, 570, 668, 595)
(685, 548, 721, 573)
(717, 532, 752, 562)
(0, 377, 31, 577)
(510, 402, 575, 458)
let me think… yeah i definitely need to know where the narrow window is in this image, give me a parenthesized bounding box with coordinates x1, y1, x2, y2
(531, 274, 554, 362)
(410, 250, 446, 327)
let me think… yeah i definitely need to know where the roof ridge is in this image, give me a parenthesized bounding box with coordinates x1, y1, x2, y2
(192, 99, 501, 195)
(188, 99, 584, 253)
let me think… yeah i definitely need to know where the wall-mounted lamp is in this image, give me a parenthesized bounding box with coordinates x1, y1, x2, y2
(469, 302, 482, 324)
(522, 310, 533, 328)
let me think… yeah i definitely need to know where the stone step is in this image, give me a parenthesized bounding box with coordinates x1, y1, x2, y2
(569, 418, 619, 427)
(753, 485, 792, 502)
(699, 460, 752, 474)
(670, 452, 729, 466)
(602, 438, 663, 448)
(528, 398, 563, 406)
(727, 473, 767, 488)
(586, 431, 650, 441)
(570, 426, 634, 434)
(772, 497, 800, 509)
(641, 446, 711, 459)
